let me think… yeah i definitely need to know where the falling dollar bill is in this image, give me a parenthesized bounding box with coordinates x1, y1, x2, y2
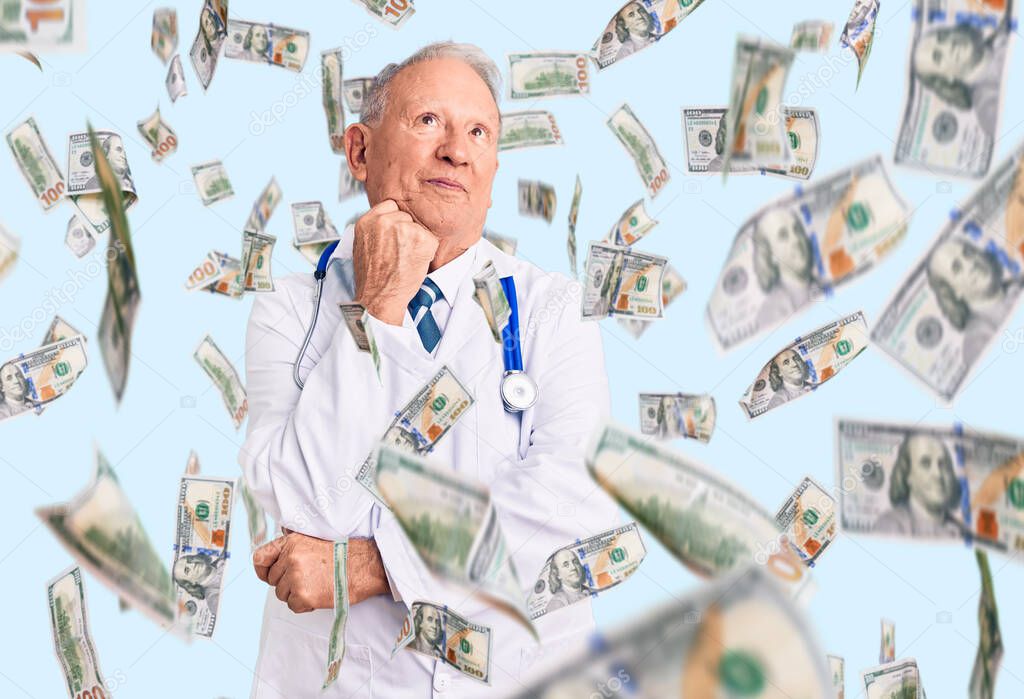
(0, 336, 88, 422)
(194, 335, 248, 429)
(189, 0, 228, 91)
(323, 540, 349, 689)
(617, 263, 686, 338)
(840, 0, 879, 87)
(517, 179, 556, 223)
(339, 155, 367, 202)
(184, 449, 201, 475)
(66, 129, 137, 237)
(292, 201, 339, 247)
(507, 52, 589, 99)
(499, 110, 564, 151)
(36, 448, 177, 629)
(166, 54, 188, 102)
(343, 77, 374, 113)
(509, 567, 832, 698)
(894, 0, 1014, 178)
(835, 419, 1024, 550)
(0, 223, 21, 284)
(241, 230, 276, 292)
(65, 216, 95, 258)
(322, 48, 345, 154)
(355, 366, 474, 502)
(970, 550, 1002, 699)
(193, 251, 243, 298)
(582, 242, 667, 320)
(829, 654, 846, 699)
(238, 475, 268, 550)
(861, 658, 923, 699)
(684, 105, 819, 180)
(0, 0, 86, 52)
(47, 566, 107, 699)
(173, 476, 234, 638)
(353, 0, 415, 28)
(707, 155, 909, 351)
(590, 0, 708, 71)
(137, 107, 178, 163)
(393, 601, 491, 683)
(567, 175, 582, 275)
(243, 177, 282, 234)
(791, 20, 834, 51)
(723, 36, 795, 177)
(607, 103, 670, 198)
(527, 523, 646, 620)
(873, 140, 1024, 401)
(375, 446, 534, 633)
(473, 262, 511, 343)
(586, 422, 811, 595)
(151, 7, 177, 64)
(6, 116, 66, 210)
(483, 229, 517, 256)
(191, 160, 234, 206)
(880, 618, 895, 663)
(638, 392, 715, 443)
(774, 476, 836, 566)
(224, 20, 309, 72)
(605, 198, 658, 247)
(185, 251, 226, 291)
(337, 302, 371, 352)
(739, 311, 869, 419)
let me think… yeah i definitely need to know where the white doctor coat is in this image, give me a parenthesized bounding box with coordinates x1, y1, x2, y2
(239, 224, 617, 698)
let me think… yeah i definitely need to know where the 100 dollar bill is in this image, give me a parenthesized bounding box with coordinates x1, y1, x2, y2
(224, 20, 309, 72)
(499, 111, 563, 152)
(582, 242, 668, 320)
(607, 103, 669, 198)
(393, 601, 491, 683)
(638, 392, 715, 443)
(6, 117, 66, 210)
(194, 335, 248, 429)
(508, 52, 589, 99)
(48, 566, 107, 699)
(0, 335, 88, 423)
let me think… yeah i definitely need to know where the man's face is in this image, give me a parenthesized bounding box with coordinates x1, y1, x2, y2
(0, 364, 25, 402)
(359, 57, 500, 242)
(905, 435, 953, 511)
(418, 605, 442, 644)
(553, 550, 582, 590)
(774, 349, 807, 386)
(620, 3, 649, 35)
(930, 240, 1000, 303)
(251, 26, 269, 54)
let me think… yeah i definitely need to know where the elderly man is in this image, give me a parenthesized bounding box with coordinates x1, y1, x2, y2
(240, 42, 616, 697)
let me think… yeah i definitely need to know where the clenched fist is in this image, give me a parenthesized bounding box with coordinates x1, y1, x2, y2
(353, 199, 439, 325)
(252, 531, 390, 613)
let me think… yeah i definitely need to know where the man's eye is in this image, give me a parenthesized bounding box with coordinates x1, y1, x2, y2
(471, 126, 486, 138)
(419, 114, 437, 126)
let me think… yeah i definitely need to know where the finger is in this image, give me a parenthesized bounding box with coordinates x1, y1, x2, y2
(267, 554, 290, 587)
(252, 538, 284, 570)
(362, 199, 399, 223)
(274, 575, 292, 604)
(253, 562, 271, 583)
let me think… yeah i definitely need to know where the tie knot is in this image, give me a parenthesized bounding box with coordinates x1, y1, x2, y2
(409, 277, 443, 314)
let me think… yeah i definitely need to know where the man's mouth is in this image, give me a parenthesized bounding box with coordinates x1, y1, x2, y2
(425, 178, 466, 192)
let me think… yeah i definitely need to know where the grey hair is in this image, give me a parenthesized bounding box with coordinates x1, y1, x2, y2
(360, 41, 502, 126)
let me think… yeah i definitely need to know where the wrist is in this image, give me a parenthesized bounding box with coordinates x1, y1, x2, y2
(361, 297, 406, 326)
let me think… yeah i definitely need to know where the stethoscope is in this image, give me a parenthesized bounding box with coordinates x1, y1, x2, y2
(294, 240, 539, 413)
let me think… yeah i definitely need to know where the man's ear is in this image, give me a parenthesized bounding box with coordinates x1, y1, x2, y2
(344, 123, 371, 183)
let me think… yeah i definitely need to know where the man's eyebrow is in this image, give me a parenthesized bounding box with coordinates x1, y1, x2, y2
(404, 98, 499, 126)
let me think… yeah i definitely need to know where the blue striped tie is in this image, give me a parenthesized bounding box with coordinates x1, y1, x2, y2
(407, 277, 444, 353)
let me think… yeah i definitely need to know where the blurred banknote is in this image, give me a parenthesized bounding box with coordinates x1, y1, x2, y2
(880, 618, 895, 663)
(224, 20, 308, 71)
(166, 54, 188, 102)
(706, 155, 908, 351)
(47, 567, 106, 699)
(499, 110, 563, 151)
(483, 229, 517, 256)
(527, 523, 646, 620)
(6, 116, 66, 210)
(684, 105, 819, 180)
(587, 422, 810, 594)
(340, 155, 366, 202)
(894, 0, 1013, 178)
(739, 311, 869, 419)
(638, 392, 715, 443)
(791, 20, 834, 51)
(839, 0, 879, 87)
(774, 476, 836, 566)
(518, 179, 556, 223)
(835, 419, 1024, 551)
(0, 223, 21, 284)
(354, 0, 415, 28)
(511, 567, 831, 698)
(507, 52, 589, 99)
(292, 201, 339, 247)
(321, 48, 345, 153)
(323, 541, 349, 689)
(0, 0, 86, 52)
(243, 177, 282, 234)
(173, 476, 234, 638)
(194, 335, 248, 429)
(343, 77, 374, 113)
(567, 175, 581, 274)
(241, 230, 276, 292)
(338, 303, 370, 352)
(617, 263, 686, 338)
(137, 107, 178, 163)
(582, 242, 667, 320)
(873, 140, 1024, 401)
(970, 550, 1002, 699)
(238, 475, 268, 550)
(473, 262, 510, 343)
(723, 36, 795, 176)
(191, 160, 234, 205)
(393, 601, 491, 683)
(607, 103, 670, 198)
(861, 658, 924, 699)
(829, 655, 846, 698)
(605, 198, 657, 247)
(0, 336, 88, 422)
(189, 0, 228, 90)
(36, 449, 177, 629)
(590, 0, 708, 70)
(65, 216, 95, 258)
(151, 7, 177, 64)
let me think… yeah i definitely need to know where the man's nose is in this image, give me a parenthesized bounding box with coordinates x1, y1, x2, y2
(436, 127, 470, 167)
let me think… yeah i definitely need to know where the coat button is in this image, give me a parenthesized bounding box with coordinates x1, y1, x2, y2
(433, 674, 450, 692)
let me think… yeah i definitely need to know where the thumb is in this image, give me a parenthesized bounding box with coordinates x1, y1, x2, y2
(252, 537, 285, 572)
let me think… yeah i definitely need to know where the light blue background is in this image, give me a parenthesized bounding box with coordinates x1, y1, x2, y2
(1, 1, 1022, 696)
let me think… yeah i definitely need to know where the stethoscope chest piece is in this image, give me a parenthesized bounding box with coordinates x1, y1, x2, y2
(501, 370, 538, 412)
